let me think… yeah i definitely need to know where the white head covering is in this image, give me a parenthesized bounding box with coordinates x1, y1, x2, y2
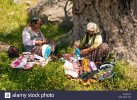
(86, 22, 100, 34)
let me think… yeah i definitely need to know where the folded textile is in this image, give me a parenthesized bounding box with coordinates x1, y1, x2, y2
(11, 53, 49, 69)
(42, 44, 52, 59)
(63, 60, 80, 78)
(11, 56, 34, 69)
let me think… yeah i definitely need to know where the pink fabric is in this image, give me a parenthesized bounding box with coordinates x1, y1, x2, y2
(89, 61, 97, 71)
(11, 53, 47, 69)
(11, 56, 35, 69)
(63, 54, 81, 78)
(63, 60, 80, 78)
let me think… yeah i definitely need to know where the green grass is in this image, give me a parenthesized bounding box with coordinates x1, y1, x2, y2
(0, 0, 137, 91)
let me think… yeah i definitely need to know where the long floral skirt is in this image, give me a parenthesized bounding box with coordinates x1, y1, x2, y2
(84, 43, 110, 62)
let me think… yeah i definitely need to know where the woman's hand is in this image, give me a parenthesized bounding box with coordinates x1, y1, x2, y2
(80, 47, 94, 55)
(35, 40, 43, 45)
(42, 38, 49, 44)
(80, 49, 89, 55)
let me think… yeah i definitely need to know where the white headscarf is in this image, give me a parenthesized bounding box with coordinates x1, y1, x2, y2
(86, 22, 100, 34)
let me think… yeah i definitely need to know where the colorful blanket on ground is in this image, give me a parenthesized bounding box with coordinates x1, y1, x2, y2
(62, 54, 114, 82)
(11, 52, 49, 69)
(63, 54, 98, 78)
(11, 44, 53, 69)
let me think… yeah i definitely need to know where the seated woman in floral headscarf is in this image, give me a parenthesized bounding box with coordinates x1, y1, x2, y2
(78, 22, 109, 62)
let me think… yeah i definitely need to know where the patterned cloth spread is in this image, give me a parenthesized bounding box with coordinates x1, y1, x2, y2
(11, 55, 35, 69)
(62, 54, 114, 83)
(11, 52, 47, 69)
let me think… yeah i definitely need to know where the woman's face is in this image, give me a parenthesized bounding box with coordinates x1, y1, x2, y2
(34, 22, 41, 29)
(87, 29, 94, 35)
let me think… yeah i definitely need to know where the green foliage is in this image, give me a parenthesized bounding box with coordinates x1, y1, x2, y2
(41, 23, 70, 41)
(0, 0, 137, 91)
(0, 0, 28, 53)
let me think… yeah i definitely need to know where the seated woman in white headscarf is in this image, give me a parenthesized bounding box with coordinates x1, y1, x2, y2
(78, 22, 109, 62)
